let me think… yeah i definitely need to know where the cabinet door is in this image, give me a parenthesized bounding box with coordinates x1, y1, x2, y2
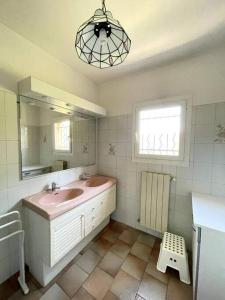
(105, 185, 116, 216)
(85, 200, 97, 236)
(51, 209, 85, 266)
(95, 197, 106, 227)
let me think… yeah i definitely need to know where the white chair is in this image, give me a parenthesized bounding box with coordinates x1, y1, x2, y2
(157, 232, 190, 284)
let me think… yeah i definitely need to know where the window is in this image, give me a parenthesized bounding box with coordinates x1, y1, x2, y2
(53, 118, 72, 153)
(132, 96, 192, 166)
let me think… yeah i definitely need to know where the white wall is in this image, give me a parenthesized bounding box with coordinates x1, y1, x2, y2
(97, 43, 225, 250)
(0, 22, 98, 104)
(0, 88, 97, 283)
(99, 44, 225, 116)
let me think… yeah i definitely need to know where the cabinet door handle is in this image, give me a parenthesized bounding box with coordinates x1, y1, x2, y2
(81, 214, 85, 237)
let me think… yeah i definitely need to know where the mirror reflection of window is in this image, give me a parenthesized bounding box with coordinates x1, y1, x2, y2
(53, 119, 72, 153)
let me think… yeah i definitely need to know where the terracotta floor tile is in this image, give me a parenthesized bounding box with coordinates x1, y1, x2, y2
(76, 249, 101, 274)
(149, 246, 160, 264)
(40, 284, 70, 300)
(103, 291, 120, 300)
(57, 264, 88, 297)
(83, 267, 114, 300)
(102, 229, 120, 243)
(109, 221, 126, 234)
(138, 273, 167, 300)
(121, 254, 147, 280)
(99, 251, 123, 277)
(110, 240, 131, 259)
(80, 241, 94, 255)
(9, 290, 42, 300)
(145, 262, 169, 284)
(137, 233, 155, 247)
(167, 277, 193, 300)
(154, 239, 162, 250)
(110, 270, 140, 300)
(119, 229, 139, 246)
(91, 237, 112, 257)
(8, 282, 41, 300)
(0, 280, 17, 299)
(131, 242, 151, 262)
(71, 287, 95, 300)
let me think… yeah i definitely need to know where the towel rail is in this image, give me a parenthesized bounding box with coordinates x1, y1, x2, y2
(0, 211, 29, 295)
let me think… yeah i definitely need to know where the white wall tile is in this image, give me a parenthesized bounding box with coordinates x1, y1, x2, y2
(175, 195, 192, 216)
(193, 162, 211, 181)
(6, 141, 19, 164)
(0, 190, 8, 214)
(192, 180, 211, 194)
(212, 164, 225, 184)
(6, 117, 18, 141)
(215, 102, 225, 124)
(193, 143, 213, 163)
(211, 183, 225, 197)
(213, 144, 225, 164)
(5, 92, 18, 140)
(194, 124, 214, 143)
(0, 141, 7, 164)
(7, 163, 19, 187)
(0, 117, 6, 140)
(0, 91, 5, 116)
(195, 104, 215, 125)
(0, 164, 7, 190)
(176, 179, 193, 196)
(177, 164, 193, 180)
(7, 181, 29, 210)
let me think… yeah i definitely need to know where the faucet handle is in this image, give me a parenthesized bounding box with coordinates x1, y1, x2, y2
(79, 172, 91, 180)
(51, 182, 60, 191)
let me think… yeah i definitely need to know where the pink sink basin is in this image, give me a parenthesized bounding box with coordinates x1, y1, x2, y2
(86, 176, 108, 187)
(39, 188, 83, 206)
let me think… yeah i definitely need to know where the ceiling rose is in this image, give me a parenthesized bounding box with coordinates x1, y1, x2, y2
(75, 0, 131, 69)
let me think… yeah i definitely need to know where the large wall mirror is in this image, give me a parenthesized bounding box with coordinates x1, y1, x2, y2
(19, 96, 96, 179)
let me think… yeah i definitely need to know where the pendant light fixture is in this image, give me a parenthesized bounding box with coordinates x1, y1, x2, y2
(75, 0, 131, 68)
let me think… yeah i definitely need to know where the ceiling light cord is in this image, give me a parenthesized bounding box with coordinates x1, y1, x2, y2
(102, 0, 106, 13)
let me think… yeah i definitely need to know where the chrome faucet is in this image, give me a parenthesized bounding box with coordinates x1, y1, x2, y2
(79, 172, 91, 180)
(51, 182, 60, 191)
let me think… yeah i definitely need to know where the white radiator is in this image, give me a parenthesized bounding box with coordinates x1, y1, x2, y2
(140, 172, 171, 233)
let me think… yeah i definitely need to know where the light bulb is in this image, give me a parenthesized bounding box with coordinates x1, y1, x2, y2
(99, 28, 107, 45)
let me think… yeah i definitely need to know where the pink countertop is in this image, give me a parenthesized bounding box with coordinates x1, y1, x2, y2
(23, 176, 116, 220)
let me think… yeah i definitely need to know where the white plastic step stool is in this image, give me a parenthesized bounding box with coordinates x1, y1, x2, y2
(157, 232, 190, 284)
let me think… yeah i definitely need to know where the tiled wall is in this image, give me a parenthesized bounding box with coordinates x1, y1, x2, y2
(97, 102, 225, 249)
(0, 89, 97, 283)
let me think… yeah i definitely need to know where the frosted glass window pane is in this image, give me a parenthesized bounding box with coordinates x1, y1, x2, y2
(138, 105, 181, 156)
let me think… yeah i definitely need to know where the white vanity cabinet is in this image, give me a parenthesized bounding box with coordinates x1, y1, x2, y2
(24, 184, 116, 285)
(192, 192, 225, 300)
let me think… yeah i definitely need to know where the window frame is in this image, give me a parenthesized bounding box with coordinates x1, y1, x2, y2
(132, 96, 192, 166)
(53, 117, 73, 154)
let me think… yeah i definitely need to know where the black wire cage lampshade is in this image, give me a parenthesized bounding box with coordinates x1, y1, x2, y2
(75, 0, 131, 68)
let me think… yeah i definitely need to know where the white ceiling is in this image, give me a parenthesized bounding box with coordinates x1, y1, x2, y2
(0, 0, 225, 83)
